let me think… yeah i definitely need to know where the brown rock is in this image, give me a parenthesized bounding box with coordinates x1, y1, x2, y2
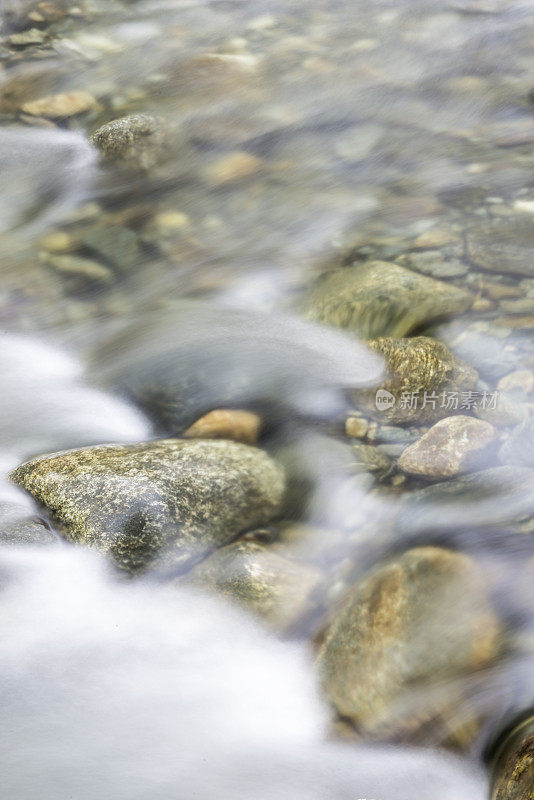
(399, 415, 497, 478)
(184, 409, 261, 445)
(21, 91, 97, 118)
(490, 715, 534, 800)
(317, 547, 500, 747)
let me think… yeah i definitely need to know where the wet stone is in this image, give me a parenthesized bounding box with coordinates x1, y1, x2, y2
(354, 336, 478, 425)
(21, 91, 97, 118)
(400, 250, 468, 279)
(398, 415, 497, 479)
(184, 409, 261, 446)
(490, 715, 534, 800)
(351, 442, 393, 477)
(181, 540, 323, 633)
(466, 217, 534, 277)
(317, 547, 500, 747)
(89, 114, 168, 171)
(10, 439, 285, 574)
(304, 261, 472, 338)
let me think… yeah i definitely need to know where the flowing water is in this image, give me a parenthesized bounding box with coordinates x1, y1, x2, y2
(1, 0, 534, 797)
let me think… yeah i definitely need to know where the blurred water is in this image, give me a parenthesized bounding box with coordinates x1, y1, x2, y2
(2, 0, 534, 796)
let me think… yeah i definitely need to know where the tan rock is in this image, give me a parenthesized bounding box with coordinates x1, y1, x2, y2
(317, 547, 500, 747)
(345, 416, 369, 439)
(412, 228, 459, 249)
(398, 415, 497, 478)
(21, 91, 97, 118)
(184, 409, 261, 445)
(203, 151, 262, 185)
(498, 371, 534, 395)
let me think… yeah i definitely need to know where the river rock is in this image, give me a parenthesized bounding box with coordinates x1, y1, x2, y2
(466, 217, 534, 277)
(21, 91, 97, 118)
(354, 336, 478, 424)
(182, 540, 323, 633)
(490, 714, 534, 800)
(89, 114, 168, 171)
(303, 261, 472, 338)
(184, 409, 261, 445)
(10, 439, 285, 573)
(399, 415, 497, 478)
(317, 547, 500, 746)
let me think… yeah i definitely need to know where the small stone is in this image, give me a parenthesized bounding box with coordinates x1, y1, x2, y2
(355, 336, 478, 424)
(317, 547, 500, 747)
(466, 217, 534, 277)
(351, 443, 392, 476)
(495, 316, 534, 330)
(304, 261, 472, 338)
(203, 151, 262, 186)
(153, 211, 190, 232)
(90, 114, 167, 171)
(47, 255, 113, 283)
(21, 91, 97, 118)
(398, 415, 497, 478)
(10, 439, 285, 574)
(8, 29, 46, 47)
(403, 251, 468, 279)
(481, 281, 524, 301)
(498, 371, 534, 395)
(184, 409, 261, 445)
(40, 231, 74, 253)
(345, 416, 369, 439)
(182, 540, 323, 633)
(412, 228, 460, 249)
(499, 298, 534, 315)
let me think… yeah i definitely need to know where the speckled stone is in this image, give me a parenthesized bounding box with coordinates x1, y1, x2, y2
(89, 115, 167, 170)
(182, 540, 323, 633)
(354, 336, 478, 424)
(303, 261, 472, 338)
(10, 439, 285, 573)
(466, 217, 534, 277)
(399, 416, 497, 478)
(490, 715, 534, 800)
(317, 547, 500, 747)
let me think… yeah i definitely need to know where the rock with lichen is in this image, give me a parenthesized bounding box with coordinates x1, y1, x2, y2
(10, 439, 285, 573)
(489, 714, 534, 800)
(89, 114, 172, 171)
(183, 539, 323, 633)
(354, 336, 478, 424)
(317, 546, 500, 748)
(303, 261, 472, 338)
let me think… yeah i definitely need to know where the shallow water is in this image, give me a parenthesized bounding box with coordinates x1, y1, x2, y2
(1, 0, 534, 797)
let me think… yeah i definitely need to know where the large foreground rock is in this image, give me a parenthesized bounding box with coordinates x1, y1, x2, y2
(304, 261, 472, 338)
(317, 547, 500, 747)
(11, 439, 285, 573)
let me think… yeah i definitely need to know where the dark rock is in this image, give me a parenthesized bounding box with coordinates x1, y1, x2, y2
(90, 114, 168, 171)
(81, 226, 139, 273)
(466, 218, 534, 277)
(10, 439, 285, 573)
